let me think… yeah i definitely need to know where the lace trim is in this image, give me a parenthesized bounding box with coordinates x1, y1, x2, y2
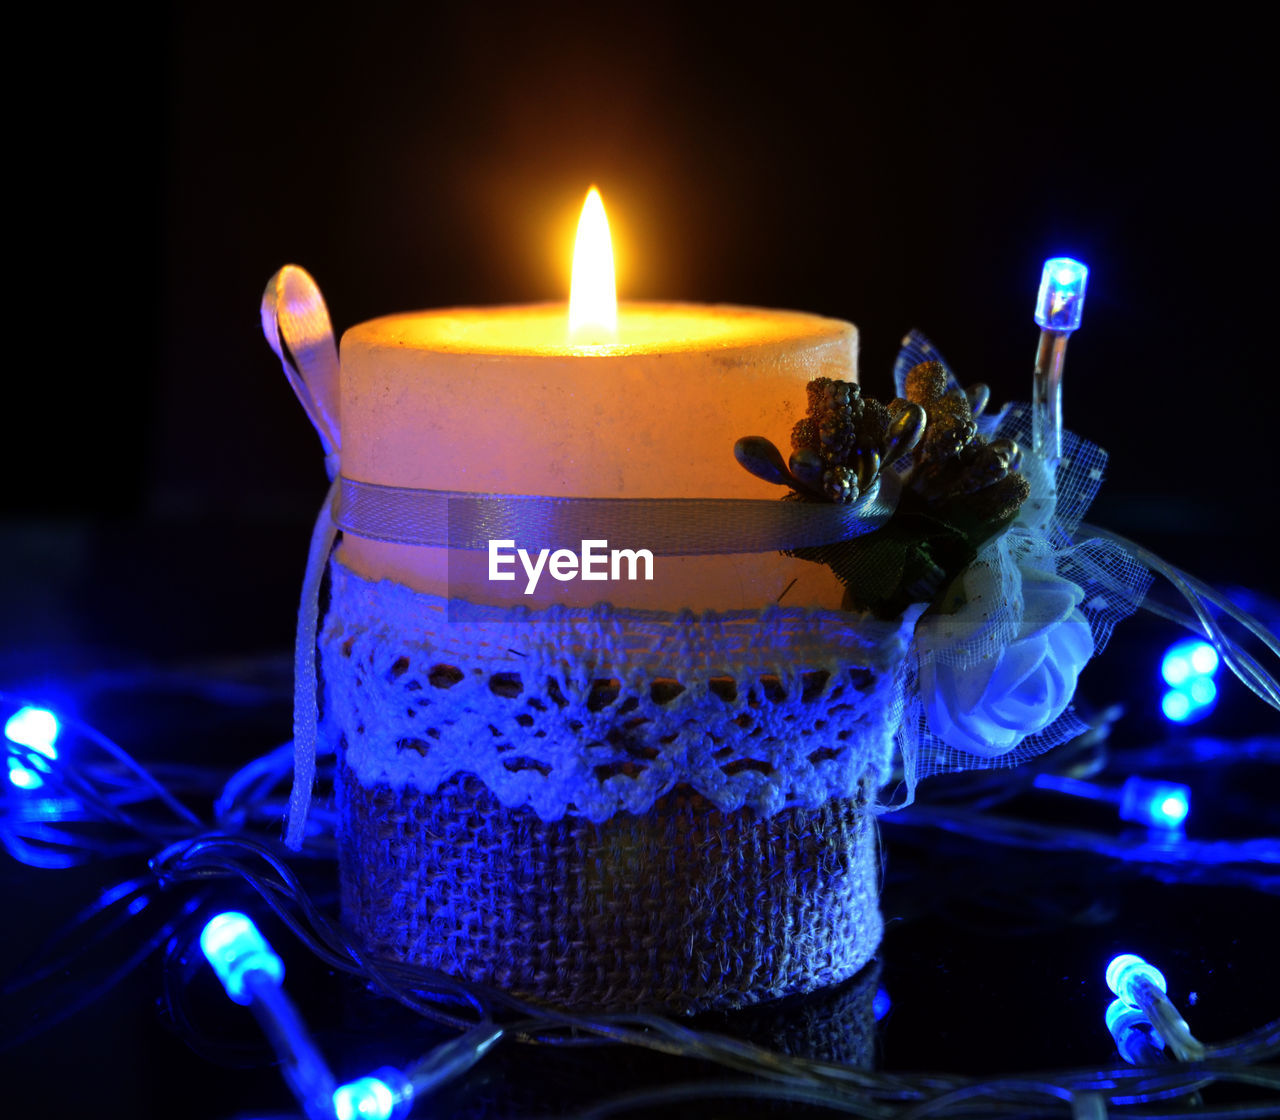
(320, 560, 918, 822)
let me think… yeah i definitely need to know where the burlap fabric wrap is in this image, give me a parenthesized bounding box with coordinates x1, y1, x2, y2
(323, 558, 917, 1013)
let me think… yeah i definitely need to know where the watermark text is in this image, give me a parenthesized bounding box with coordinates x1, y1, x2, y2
(488, 539, 654, 594)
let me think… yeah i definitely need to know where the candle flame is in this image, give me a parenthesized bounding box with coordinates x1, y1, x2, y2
(568, 186, 617, 340)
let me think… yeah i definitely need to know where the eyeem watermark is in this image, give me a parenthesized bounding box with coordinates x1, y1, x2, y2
(488, 539, 654, 595)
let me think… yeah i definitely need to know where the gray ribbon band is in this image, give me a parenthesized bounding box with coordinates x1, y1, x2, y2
(336, 474, 900, 554)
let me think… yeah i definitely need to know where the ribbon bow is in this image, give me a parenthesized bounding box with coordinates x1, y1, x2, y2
(261, 266, 342, 850)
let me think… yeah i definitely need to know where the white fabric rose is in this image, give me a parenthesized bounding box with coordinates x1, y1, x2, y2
(917, 555, 1094, 758)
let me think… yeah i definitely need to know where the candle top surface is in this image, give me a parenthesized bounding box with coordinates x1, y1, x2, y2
(342, 301, 852, 357)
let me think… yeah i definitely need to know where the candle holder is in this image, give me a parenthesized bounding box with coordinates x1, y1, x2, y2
(263, 264, 937, 1014)
(326, 560, 915, 1012)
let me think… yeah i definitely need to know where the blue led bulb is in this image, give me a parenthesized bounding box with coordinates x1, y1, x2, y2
(1161, 639, 1219, 687)
(1161, 683, 1217, 724)
(873, 988, 892, 1022)
(1161, 689, 1193, 722)
(1189, 677, 1217, 706)
(333, 1068, 413, 1120)
(1106, 953, 1167, 1008)
(1034, 257, 1089, 331)
(1118, 778, 1190, 830)
(1105, 997, 1143, 1037)
(7, 756, 44, 789)
(4, 706, 60, 760)
(1189, 642, 1220, 676)
(200, 911, 285, 1005)
(1105, 999, 1166, 1064)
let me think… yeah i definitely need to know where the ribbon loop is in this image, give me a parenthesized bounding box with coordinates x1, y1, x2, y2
(261, 265, 342, 459)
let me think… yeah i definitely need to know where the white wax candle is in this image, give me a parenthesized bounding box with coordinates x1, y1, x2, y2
(337, 302, 857, 611)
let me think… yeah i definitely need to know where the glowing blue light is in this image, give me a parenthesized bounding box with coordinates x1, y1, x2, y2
(1105, 997, 1135, 1036)
(7, 757, 43, 789)
(1162, 639, 1219, 687)
(1160, 638, 1220, 721)
(4, 706, 59, 760)
(1034, 257, 1089, 332)
(1190, 643, 1219, 676)
(1106, 953, 1167, 1007)
(200, 911, 284, 1005)
(333, 1078, 394, 1120)
(1189, 677, 1217, 706)
(1162, 690, 1192, 722)
(1106, 999, 1166, 1064)
(1161, 653, 1191, 687)
(1119, 778, 1191, 829)
(333, 1069, 414, 1120)
(873, 988, 891, 1021)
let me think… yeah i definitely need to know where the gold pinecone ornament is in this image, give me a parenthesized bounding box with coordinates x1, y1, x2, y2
(734, 362, 1031, 617)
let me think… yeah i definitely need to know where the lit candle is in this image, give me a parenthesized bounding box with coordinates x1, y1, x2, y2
(336, 188, 859, 611)
(266, 192, 918, 1004)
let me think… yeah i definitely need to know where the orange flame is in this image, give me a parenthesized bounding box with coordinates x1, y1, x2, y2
(568, 186, 617, 340)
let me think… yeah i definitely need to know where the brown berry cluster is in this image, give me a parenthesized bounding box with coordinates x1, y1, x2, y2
(900, 361, 1029, 523)
(788, 377, 922, 503)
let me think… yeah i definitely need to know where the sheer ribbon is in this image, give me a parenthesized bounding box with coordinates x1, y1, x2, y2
(335, 477, 898, 553)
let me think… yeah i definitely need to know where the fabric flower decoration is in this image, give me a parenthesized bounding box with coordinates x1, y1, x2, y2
(916, 555, 1094, 757)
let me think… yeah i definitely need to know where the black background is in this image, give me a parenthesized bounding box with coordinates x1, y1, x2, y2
(7, 2, 1276, 655)
(3, 3, 1277, 1117)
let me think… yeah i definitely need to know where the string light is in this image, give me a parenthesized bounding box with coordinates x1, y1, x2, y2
(4, 705, 60, 759)
(200, 910, 336, 1119)
(1118, 778, 1190, 830)
(1031, 774, 1191, 830)
(4, 705, 60, 790)
(1105, 999, 1167, 1065)
(200, 911, 285, 1005)
(7, 757, 44, 789)
(197, 906, 506, 1120)
(1032, 256, 1089, 466)
(1105, 953, 1205, 1062)
(1162, 639, 1220, 686)
(332, 1070, 410, 1120)
(1105, 953, 1167, 1006)
(1034, 257, 1089, 332)
(1161, 637, 1222, 724)
(332, 1027, 503, 1120)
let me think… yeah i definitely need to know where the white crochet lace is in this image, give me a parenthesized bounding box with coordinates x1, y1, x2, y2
(321, 560, 920, 823)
